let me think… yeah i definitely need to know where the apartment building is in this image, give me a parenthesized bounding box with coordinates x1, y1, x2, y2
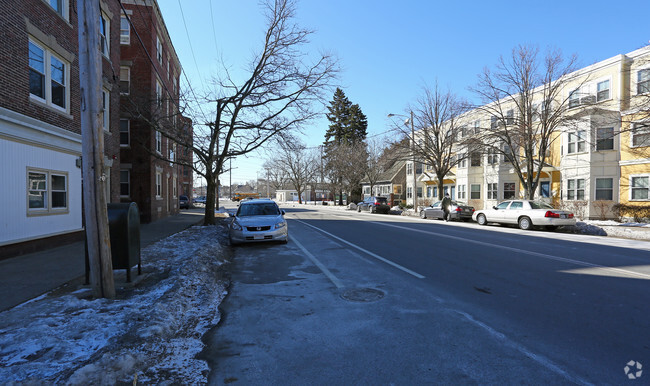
(410, 46, 650, 220)
(118, 0, 191, 223)
(0, 0, 122, 255)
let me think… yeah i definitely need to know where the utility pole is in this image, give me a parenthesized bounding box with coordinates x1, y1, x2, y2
(78, 0, 115, 298)
(411, 110, 417, 211)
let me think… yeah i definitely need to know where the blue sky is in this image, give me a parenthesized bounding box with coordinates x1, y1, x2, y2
(158, 0, 650, 185)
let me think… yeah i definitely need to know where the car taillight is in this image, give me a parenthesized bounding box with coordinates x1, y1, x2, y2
(374, 202, 380, 206)
(455, 207, 462, 212)
(568, 213, 574, 218)
(545, 211, 560, 218)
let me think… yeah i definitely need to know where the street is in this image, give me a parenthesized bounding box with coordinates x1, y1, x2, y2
(203, 205, 650, 384)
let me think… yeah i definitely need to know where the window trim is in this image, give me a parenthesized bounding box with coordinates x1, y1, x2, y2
(487, 183, 497, 200)
(120, 15, 131, 45)
(503, 182, 516, 200)
(630, 175, 649, 201)
(100, 11, 110, 57)
(470, 184, 480, 200)
(43, 0, 69, 21)
(155, 171, 162, 198)
(120, 118, 130, 147)
(566, 178, 585, 201)
(120, 66, 130, 95)
(102, 88, 110, 132)
(637, 68, 650, 95)
(27, 168, 69, 216)
(120, 169, 130, 198)
(155, 130, 162, 154)
(594, 177, 614, 201)
(28, 37, 69, 113)
(595, 127, 614, 151)
(630, 123, 650, 148)
(596, 79, 610, 102)
(567, 131, 586, 154)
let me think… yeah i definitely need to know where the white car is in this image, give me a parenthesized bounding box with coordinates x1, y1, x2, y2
(229, 199, 288, 244)
(472, 200, 576, 231)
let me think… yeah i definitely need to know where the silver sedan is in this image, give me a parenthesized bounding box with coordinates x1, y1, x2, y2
(229, 199, 288, 244)
(472, 200, 576, 231)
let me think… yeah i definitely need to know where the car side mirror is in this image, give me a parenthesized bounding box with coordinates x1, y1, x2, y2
(281, 210, 286, 216)
(493, 206, 498, 210)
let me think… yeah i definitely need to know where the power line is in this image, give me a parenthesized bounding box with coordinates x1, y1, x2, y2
(177, 0, 204, 84)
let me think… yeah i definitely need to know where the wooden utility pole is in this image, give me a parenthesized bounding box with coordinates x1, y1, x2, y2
(78, 0, 115, 298)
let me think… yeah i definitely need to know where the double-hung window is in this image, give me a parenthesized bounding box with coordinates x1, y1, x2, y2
(45, 0, 68, 20)
(567, 179, 585, 200)
(155, 172, 162, 198)
(99, 12, 109, 57)
(595, 178, 613, 200)
(458, 184, 466, 200)
(473, 120, 480, 134)
(487, 183, 497, 200)
(505, 109, 514, 125)
(567, 131, 586, 154)
(102, 88, 110, 132)
(120, 119, 130, 146)
(470, 184, 480, 200)
(458, 153, 467, 168)
(638, 69, 650, 94)
(156, 35, 163, 64)
(27, 169, 68, 214)
(631, 123, 650, 148)
(596, 127, 614, 151)
(120, 67, 130, 95)
(631, 176, 649, 200)
(155, 130, 162, 153)
(29, 39, 68, 110)
(120, 16, 130, 44)
(503, 182, 516, 199)
(597, 80, 610, 101)
(120, 170, 130, 197)
(569, 89, 580, 108)
(487, 149, 498, 165)
(470, 152, 481, 167)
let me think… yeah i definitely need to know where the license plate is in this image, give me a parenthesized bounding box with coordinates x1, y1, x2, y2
(560, 214, 567, 219)
(253, 235, 265, 240)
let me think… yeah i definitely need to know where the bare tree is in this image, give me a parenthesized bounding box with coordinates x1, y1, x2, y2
(364, 137, 389, 196)
(270, 142, 319, 204)
(325, 141, 368, 204)
(263, 159, 290, 193)
(152, 0, 337, 224)
(392, 83, 468, 200)
(471, 45, 581, 200)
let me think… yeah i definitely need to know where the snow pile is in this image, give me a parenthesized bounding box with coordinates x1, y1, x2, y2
(571, 220, 650, 240)
(0, 225, 230, 385)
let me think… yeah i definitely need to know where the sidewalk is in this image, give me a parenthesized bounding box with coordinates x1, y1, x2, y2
(0, 210, 205, 312)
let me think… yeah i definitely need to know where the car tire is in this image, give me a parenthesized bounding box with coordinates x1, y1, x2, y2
(477, 214, 487, 226)
(420, 210, 426, 219)
(518, 216, 533, 230)
(357, 206, 361, 212)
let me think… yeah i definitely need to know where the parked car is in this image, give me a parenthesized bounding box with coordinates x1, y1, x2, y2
(179, 195, 189, 209)
(357, 196, 390, 214)
(229, 199, 288, 244)
(472, 200, 576, 230)
(420, 200, 475, 221)
(194, 195, 206, 205)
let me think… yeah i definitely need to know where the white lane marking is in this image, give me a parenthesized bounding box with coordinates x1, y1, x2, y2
(348, 217, 650, 280)
(453, 310, 591, 386)
(294, 219, 426, 279)
(291, 235, 344, 289)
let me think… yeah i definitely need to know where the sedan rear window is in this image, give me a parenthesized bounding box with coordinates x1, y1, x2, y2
(376, 197, 388, 204)
(238, 203, 280, 216)
(530, 201, 553, 209)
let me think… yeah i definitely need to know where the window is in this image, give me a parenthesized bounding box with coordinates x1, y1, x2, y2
(539, 181, 550, 198)
(45, 0, 67, 19)
(29, 39, 67, 110)
(503, 182, 516, 199)
(120, 170, 130, 197)
(597, 80, 610, 101)
(458, 185, 466, 200)
(567, 179, 585, 200)
(596, 127, 614, 151)
(458, 153, 467, 168)
(631, 123, 650, 148)
(631, 176, 649, 200)
(27, 169, 68, 213)
(417, 186, 422, 198)
(569, 89, 580, 108)
(155, 130, 162, 153)
(169, 143, 176, 166)
(120, 67, 130, 95)
(505, 109, 514, 125)
(156, 172, 162, 197)
(120, 119, 130, 146)
(99, 13, 109, 56)
(156, 79, 163, 108)
(426, 186, 432, 198)
(490, 115, 497, 129)
(595, 178, 613, 200)
(407, 186, 412, 199)
(509, 201, 523, 210)
(502, 144, 513, 163)
(487, 149, 498, 165)
(120, 16, 130, 44)
(638, 69, 650, 94)
(487, 183, 497, 200)
(470, 184, 480, 200)
(173, 176, 177, 198)
(473, 120, 480, 134)
(156, 35, 163, 64)
(470, 152, 481, 167)
(102, 89, 109, 132)
(406, 163, 413, 175)
(567, 131, 586, 154)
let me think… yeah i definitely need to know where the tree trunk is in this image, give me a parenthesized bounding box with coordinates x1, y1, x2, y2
(437, 177, 445, 200)
(204, 173, 216, 225)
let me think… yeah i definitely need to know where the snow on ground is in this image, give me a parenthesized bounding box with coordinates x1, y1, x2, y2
(0, 224, 230, 385)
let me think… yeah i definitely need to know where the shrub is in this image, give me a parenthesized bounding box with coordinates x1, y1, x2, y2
(612, 203, 650, 222)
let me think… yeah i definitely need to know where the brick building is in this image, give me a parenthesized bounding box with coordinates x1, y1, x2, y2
(118, 0, 191, 223)
(0, 0, 122, 256)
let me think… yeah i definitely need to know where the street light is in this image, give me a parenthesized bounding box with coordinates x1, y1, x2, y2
(388, 111, 418, 211)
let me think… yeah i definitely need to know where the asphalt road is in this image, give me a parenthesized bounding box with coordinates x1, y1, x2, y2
(204, 205, 650, 385)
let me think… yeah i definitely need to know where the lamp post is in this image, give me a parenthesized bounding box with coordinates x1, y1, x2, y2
(388, 111, 418, 211)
